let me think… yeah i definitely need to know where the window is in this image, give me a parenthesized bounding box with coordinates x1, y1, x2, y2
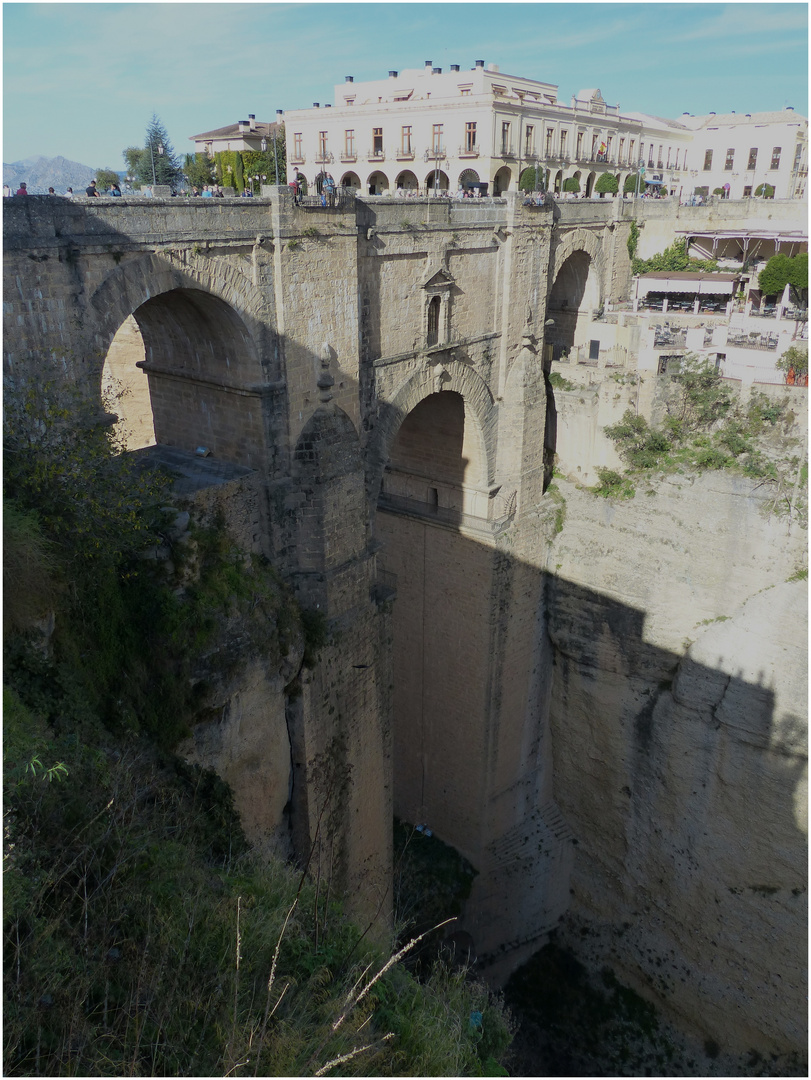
(460, 87, 471, 96)
(619, 137, 625, 163)
(747, 147, 758, 170)
(465, 122, 477, 152)
(674, 149, 680, 170)
(432, 124, 444, 154)
(345, 129, 355, 156)
(427, 296, 441, 346)
(743, 186, 752, 197)
(501, 121, 511, 155)
(524, 125, 534, 155)
(793, 144, 803, 167)
(606, 135, 612, 160)
(293, 132, 303, 160)
(770, 146, 781, 169)
(703, 149, 713, 170)
(560, 130, 568, 157)
(657, 145, 663, 167)
(648, 145, 655, 167)
(724, 148, 734, 170)
(373, 127, 383, 155)
(401, 126, 412, 154)
(547, 128, 554, 156)
(576, 131, 584, 159)
(318, 131, 328, 159)
(666, 146, 671, 168)
(629, 139, 635, 164)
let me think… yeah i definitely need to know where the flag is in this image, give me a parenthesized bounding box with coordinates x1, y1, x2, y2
(599, 141, 607, 155)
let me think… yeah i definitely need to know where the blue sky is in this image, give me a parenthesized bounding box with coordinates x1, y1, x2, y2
(3, 1, 808, 170)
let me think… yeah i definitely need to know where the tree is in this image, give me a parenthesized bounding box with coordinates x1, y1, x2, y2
(759, 253, 807, 307)
(595, 172, 619, 195)
(776, 345, 809, 379)
(122, 147, 147, 189)
(183, 152, 215, 190)
(519, 165, 544, 192)
(133, 114, 182, 189)
(95, 168, 120, 192)
(754, 183, 775, 198)
(562, 176, 580, 193)
(624, 173, 640, 193)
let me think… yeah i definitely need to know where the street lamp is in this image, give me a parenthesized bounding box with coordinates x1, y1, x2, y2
(150, 141, 164, 186)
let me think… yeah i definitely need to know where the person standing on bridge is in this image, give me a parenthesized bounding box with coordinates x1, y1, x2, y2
(85, 180, 100, 197)
(15, 182, 28, 195)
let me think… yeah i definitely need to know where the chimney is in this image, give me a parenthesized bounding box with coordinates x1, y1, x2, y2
(389, 70, 398, 78)
(313, 102, 320, 108)
(450, 64, 460, 72)
(238, 119, 249, 132)
(786, 105, 794, 111)
(709, 111, 715, 115)
(248, 114, 257, 130)
(345, 75, 353, 82)
(432, 67, 442, 74)
(474, 60, 485, 69)
(424, 60, 433, 69)
(325, 104, 331, 108)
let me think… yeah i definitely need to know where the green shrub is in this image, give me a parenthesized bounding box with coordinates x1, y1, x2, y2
(593, 467, 635, 499)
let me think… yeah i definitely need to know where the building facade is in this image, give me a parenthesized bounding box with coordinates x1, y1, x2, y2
(280, 62, 808, 202)
(189, 114, 282, 156)
(281, 61, 695, 197)
(677, 110, 808, 201)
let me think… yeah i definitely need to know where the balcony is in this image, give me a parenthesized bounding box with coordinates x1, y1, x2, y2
(498, 144, 516, 159)
(340, 150, 357, 162)
(367, 148, 386, 162)
(315, 151, 334, 165)
(458, 144, 480, 158)
(395, 148, 415, 160)
(423, 148, 446, 162)
(290, 153, 306, 165)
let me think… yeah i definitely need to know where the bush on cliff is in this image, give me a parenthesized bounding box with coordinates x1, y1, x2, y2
(600, 357, 805, 521)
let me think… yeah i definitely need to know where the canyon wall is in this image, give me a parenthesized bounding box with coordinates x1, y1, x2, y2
(542, 470, 807, 1054)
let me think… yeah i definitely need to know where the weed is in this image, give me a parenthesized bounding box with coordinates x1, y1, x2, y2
(548, 371, 576, 392)
(593, 467, 635, 500)
(287, 238, 300, 251)
(302, 226, 320, 238)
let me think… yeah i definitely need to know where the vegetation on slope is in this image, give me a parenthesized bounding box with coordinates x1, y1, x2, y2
(595, 356, 806, 522)
(3, 379, 513, 1076)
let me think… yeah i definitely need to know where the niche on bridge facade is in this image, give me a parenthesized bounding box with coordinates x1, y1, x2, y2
(546, 250, 601, 360)
(381, 390, 489, 519)
(422, 269, 454, 348)
(123, 288, 268, 469)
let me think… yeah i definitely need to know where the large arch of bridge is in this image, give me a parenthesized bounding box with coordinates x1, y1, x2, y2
(371, 360, 497, 507)
(90, 253, 271, 469)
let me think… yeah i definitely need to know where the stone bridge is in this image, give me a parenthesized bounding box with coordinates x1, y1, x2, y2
(3, 190, 789, 975)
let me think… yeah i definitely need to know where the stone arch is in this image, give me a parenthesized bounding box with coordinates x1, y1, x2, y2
(425, 170, 450, 192)
(547, 229, 605, 361)
(367, 170, 389, 195)
(493, 166, 512, 195)
(341, 171, 361, 189)
(550, 227, 605, 287)
(371, 360, 497, 511)
(395, 170, 419, 191)
(89, 254, 271, 468)
(458, 168, 481, 190)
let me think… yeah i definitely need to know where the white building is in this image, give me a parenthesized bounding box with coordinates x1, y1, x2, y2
(281, 61, 695, 197)
(677, 110, 808, 201)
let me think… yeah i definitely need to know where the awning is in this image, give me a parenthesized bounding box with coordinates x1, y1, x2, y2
(636, 274, 737, 298)
(645, 179, 664, 185)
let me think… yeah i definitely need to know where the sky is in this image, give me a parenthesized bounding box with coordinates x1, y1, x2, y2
(3, 1, 808, 170)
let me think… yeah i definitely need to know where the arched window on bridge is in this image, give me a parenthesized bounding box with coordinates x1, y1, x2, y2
(427, 296, 441, 346)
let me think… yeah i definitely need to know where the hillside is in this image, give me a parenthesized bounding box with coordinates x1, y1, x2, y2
(3, 155, 117, 194)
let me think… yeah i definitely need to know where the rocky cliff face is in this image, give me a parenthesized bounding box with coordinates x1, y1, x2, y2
(542, 470, 807, 1055)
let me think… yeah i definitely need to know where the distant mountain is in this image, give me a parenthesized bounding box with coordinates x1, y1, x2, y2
(3, 156, 109, 194)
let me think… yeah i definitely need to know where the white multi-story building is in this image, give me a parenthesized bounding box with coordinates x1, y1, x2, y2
(282, 60, 695, 197)
(676, 110, 808, 201)
(280, 62, 808, 202)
